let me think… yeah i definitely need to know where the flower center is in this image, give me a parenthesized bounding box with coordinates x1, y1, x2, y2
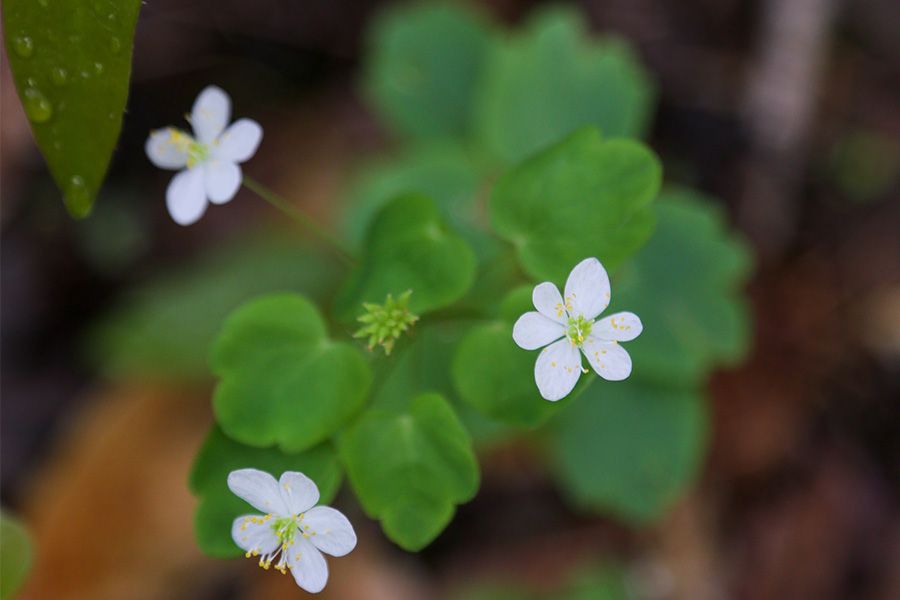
(566, 314, 592, 346)
(187, 140, 210, 168)
(241, 513, 308, 575)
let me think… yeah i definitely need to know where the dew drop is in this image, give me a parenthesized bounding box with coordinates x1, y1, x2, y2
(26, 77, 37, 87)
(23, 88, 53, 123)
(65, 176, 92, 217)
(109, 36, 122, 54)
(13, 36, 34, 58)
(50, 67, 68, 86)
(80, 69, 91, 79)
(93, 62, 104, 75)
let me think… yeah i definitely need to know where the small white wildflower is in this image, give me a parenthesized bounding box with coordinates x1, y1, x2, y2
(228, 469, 356, 593)
(512, 257, 643, 401)
(145, 86, 262, 225)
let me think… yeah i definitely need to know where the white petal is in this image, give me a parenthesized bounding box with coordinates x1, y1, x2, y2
(191, 85, 231, 144)
(581, 336, 632, 381)
(302, 506, 357, 557)
(227, 468, 290, 516)
(214, 119, 262, 163)
(512, 312, 565, 350)
(532, 282, 567, 324)
(145, 127, 190, 169)
(289, 536, 329, 593)
(279, 472, 320, 515)
(534, 338, 583, 401)
(564, 257, 611, 321)
(165, 168, 208, 226)
(231, 514, 281, 556)
(592, 311, 643, 342)
(203, 160, 241, 205)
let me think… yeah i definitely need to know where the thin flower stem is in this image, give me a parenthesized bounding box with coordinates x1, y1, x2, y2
(243, 176, 355, 266)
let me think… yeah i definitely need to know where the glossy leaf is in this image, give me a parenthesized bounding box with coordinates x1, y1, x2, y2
(613, 190, 752, 386)
(211, 294, 372, 452)
(4, 0, 141, 217)
(189, 425, 342, 558)
(0, 511, 32, 599)
(87, 234, 341, 381)
(365, 1, 493, 139)
(552, 379, 707, 522)
(490, 127, 661, 282)
(335, 194, 477, 319)
(338, 393, 479, 551)
(475, 8, 655, 164)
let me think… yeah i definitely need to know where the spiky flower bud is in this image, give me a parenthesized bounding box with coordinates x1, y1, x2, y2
(353, 290, 419, 355)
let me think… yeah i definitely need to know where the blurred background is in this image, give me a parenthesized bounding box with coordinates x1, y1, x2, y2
(1, 0, 898, 598)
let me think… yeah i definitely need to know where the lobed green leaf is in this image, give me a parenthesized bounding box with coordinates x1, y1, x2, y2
(211, 294, 372, 452)
(491, 127, 661, 282)
(338, 393, 479, 551)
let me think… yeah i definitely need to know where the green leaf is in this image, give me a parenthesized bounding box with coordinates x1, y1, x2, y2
(452, 289, 565, 426)
(342, 142, 488, 253)
(475, 8, 655, 164)
(551, 379, 707, 523)
(87, 234, 341, 381)
(211, 294, 373, 452)
(0, 511, 32, 600)
(335, 194, 477, 319)
(614, 189, 752, 386)
(365, 1, 494, 139)
(4, 0, 141, 217)
(490, 127, 661, 282)
(338, 393, 479, 551)
(189, 425, 342, 558)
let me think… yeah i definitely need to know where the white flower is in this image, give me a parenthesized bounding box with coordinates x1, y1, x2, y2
(145, 86, 262, 225)
(228, 468, 356, 593)
(512, 257, 643, 401)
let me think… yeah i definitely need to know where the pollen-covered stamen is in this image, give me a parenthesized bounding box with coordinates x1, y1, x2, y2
(242, 513, 309, 574)
(566, 314, 593, 346)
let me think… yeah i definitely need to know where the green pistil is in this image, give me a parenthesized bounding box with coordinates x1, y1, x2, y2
(566, 314, 592, 345)
(271, 516, 297, 545)
(354, 290, 419, 355)
(187, 140, 210, 168)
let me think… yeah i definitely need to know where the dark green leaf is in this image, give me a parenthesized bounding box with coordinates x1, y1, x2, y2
(365, 2, 494, 139)
(335, 194, 477, 319)
(87, 234, 341, 381)
(189, 425, 342, 558)
(4, 0, 141, 216)
(613, 189, 752, 386)
(338, 393, 479, 550)
(0, 511, 32, 600)
(491, 127, 661, 282)
(475, 8, 655, 164)
(552, 379, 707, 523)
(211, 294, 373, 452)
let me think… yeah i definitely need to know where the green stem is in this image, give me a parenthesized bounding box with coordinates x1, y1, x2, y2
(243, 176, 355, 266)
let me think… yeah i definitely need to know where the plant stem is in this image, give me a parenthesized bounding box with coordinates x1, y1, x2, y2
(243, 176, 355, 266)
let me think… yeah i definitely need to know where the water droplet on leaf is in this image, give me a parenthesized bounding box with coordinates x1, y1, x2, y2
(110, 37, 122, 54)
(93, 62, 104, 75)
(65, 176, 92, 218)
(13, 36, 34, 58)
(23, 88, 53, 123)
(50, 67, 68, 86)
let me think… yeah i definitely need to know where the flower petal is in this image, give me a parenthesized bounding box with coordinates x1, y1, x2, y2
(592, 311, 643, 342)
(279, 471, 320, 516)
(165, 168, 208, 226)
(564, 257, 611, 321)
(231, 514, 281, 556)
(513, 312, 565, 350)
(302, 506, 357, 557)
(191, 85, 231, 144)
(289, 536, 329, 593)
(204, 160, 241, 205)
(581, 336, 632, 381)
(145, 127, 189, 170)
(227, 468, 290, 515)
(534, 338, 583, 401)
(532, 282, 567, 324)
(214, 119, 262, 163)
